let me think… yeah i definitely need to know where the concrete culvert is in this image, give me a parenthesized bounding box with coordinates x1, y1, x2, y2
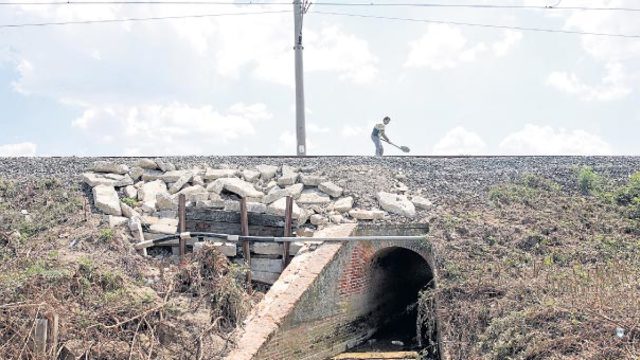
(356, 247, 439, 358)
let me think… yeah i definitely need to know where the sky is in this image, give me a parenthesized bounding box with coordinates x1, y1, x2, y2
(0, 0, 639, 156)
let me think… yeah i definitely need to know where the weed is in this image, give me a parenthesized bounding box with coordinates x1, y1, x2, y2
(121, 196, 139, 207)
(99, 228, 114, 242)
(577, 166, 602, 195)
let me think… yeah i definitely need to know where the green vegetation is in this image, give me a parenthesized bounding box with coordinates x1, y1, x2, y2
(577, 166, 602, 195)
(121, 196, 139, 207)
(98, 228, 114, 242)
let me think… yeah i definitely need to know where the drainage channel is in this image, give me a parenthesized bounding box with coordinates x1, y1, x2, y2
(331, 224, 440, 360)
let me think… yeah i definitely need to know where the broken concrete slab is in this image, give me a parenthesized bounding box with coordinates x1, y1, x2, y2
(277, 165, 298, 186)
(285, 183, 304, 199)
(82, 173, 133, 188)
(108, 215, 128, 228)
(252, 270, 280, 285)
(206, 178, 226, 194)
(256, 164, 278, 180)
(155, 159, 176, 172)
(168, 172, 193, 193)
(177, 185, 209, 202)
(203, 168, 238, 180)
(411, 195, 433, 210)
(129, 167, 144, 181)
(92, 185, 122, 216)
(310, 214, 328, 226)
(319, 181, 343, 198)
(162, 170, 191, 183)
(120, 201, 141, 219)
(376, 192, 416, 217)
(136, 158, 158, 170)
(349, 209, 386, 220)
(222, 178, 264, 199)
(141, 169, 164, 182)
(242, 169, 261, 182)
(89, 161, 129, 175)
(298, 189, 332, 205)
(124, 185, 138, 199)
(148, 218, 178, 235)
(333, 196, 354, 213)
(267, 197, 302, 219)
(251, 257, 283, 273)
(300, 174, 325, 186)
(156, 193, 178, 211)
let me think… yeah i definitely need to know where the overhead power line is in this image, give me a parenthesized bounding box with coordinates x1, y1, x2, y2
(313, 11, 640, 39)
(0, 9, 287, 28)
(1, 1, 640, 12)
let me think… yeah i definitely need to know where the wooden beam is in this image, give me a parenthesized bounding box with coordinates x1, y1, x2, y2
(283, 196, 293, 267)
(178, 194, 186, 257)
(240, 198, 251, 284)
(34, 318, 48, 355)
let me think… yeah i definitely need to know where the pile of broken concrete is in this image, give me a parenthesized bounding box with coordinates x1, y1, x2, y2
(84, 159, 433, 237)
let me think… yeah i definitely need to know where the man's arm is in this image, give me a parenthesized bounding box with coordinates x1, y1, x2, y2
(381, 130, 390, 142)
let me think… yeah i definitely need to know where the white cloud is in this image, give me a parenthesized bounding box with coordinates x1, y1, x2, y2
(492, 30, 523, 57)
(0, 142, 37, 157)
(405, 25, 521, 70)
(546, 62, 632, 101)
(341, 125, 366, 138)
(432, 126, 487, 155)
(72, 102, 272, 155)
(499, 124, 613, 155)
(308, 123, 330, 133)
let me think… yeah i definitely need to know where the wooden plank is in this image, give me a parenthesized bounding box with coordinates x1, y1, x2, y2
(178, 194, 186, 257)
(185, 209, 299, 228)
(240, 198, 251, 284)
(49, 313, 59, 356)
(34, 318, 48, 355)
(283, 196, 293, 267)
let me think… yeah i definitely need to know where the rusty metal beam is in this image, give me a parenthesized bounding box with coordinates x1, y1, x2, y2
(283, 196, 293, 267)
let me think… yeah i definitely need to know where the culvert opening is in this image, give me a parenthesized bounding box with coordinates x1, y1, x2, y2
(351, 224, 440, 359)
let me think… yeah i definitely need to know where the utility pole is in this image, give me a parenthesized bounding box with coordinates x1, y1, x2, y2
(293, 0, 309, 156)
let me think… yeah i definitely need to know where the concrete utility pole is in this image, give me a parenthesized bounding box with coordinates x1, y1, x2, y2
(293, 0, 309, 156)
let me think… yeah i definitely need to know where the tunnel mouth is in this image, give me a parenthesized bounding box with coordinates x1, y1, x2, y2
(351, 223, 439, 358)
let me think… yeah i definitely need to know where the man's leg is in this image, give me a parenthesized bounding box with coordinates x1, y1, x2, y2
(374, 136, 383, 157)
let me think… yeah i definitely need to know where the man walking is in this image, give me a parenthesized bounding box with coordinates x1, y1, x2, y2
(371, 116, 391, 157)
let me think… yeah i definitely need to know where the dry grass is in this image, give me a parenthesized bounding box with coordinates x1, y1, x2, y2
(425, 172, 640, 360)
(0, 179, 255, 359)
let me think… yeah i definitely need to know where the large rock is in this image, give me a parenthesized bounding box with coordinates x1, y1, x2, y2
(206, 179, 226, 194)
(319, 181, 343, 198)
(242, 169, 261, 182)
(263, 184, 302, 204)
(83, 173, 133, 188)
(169, 172, 193, 194)
(129, 167, 144, 181)
(333, 196, 354, 213)
(136, 158, 158, 169)
(108, 215, 128, 228)
(156, 193, 178, 211)
(411, 195, 433, 210)
(178, 185, 211, 202)
(89, 161, 129, 175)
(141, 169, 164, 181)
(148, 218, 178, 235)
(120, 201, 141, 219)
(139, 180, 168, 211)
(277, 165, 298, 186)
(266, 198, 302, 219)
(349, 209, 386, 220)
(162, 170, 191, 183)
(256, 164, 278, 180)
(92, 185, 122, 216)
(376, 192, 416, 217)
(224, 200, 267, 214)
(310, 214, 328, 226)
(203, 168, 238, 180)
(155, 160, 176, 172)
(124, 185, 138, 199)
(298, 189, 331, 205)
(221, 178, 264, 199)
(300, 174, 325, 186)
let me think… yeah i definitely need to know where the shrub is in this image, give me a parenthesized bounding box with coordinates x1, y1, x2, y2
(121, 197, 139, 207)
(577, 166, 601, 195)
(99, 228, 114, 242)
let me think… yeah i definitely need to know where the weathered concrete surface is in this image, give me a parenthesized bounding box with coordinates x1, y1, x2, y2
(226, 224, 356, 360)
(225, 224, 437, 360)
